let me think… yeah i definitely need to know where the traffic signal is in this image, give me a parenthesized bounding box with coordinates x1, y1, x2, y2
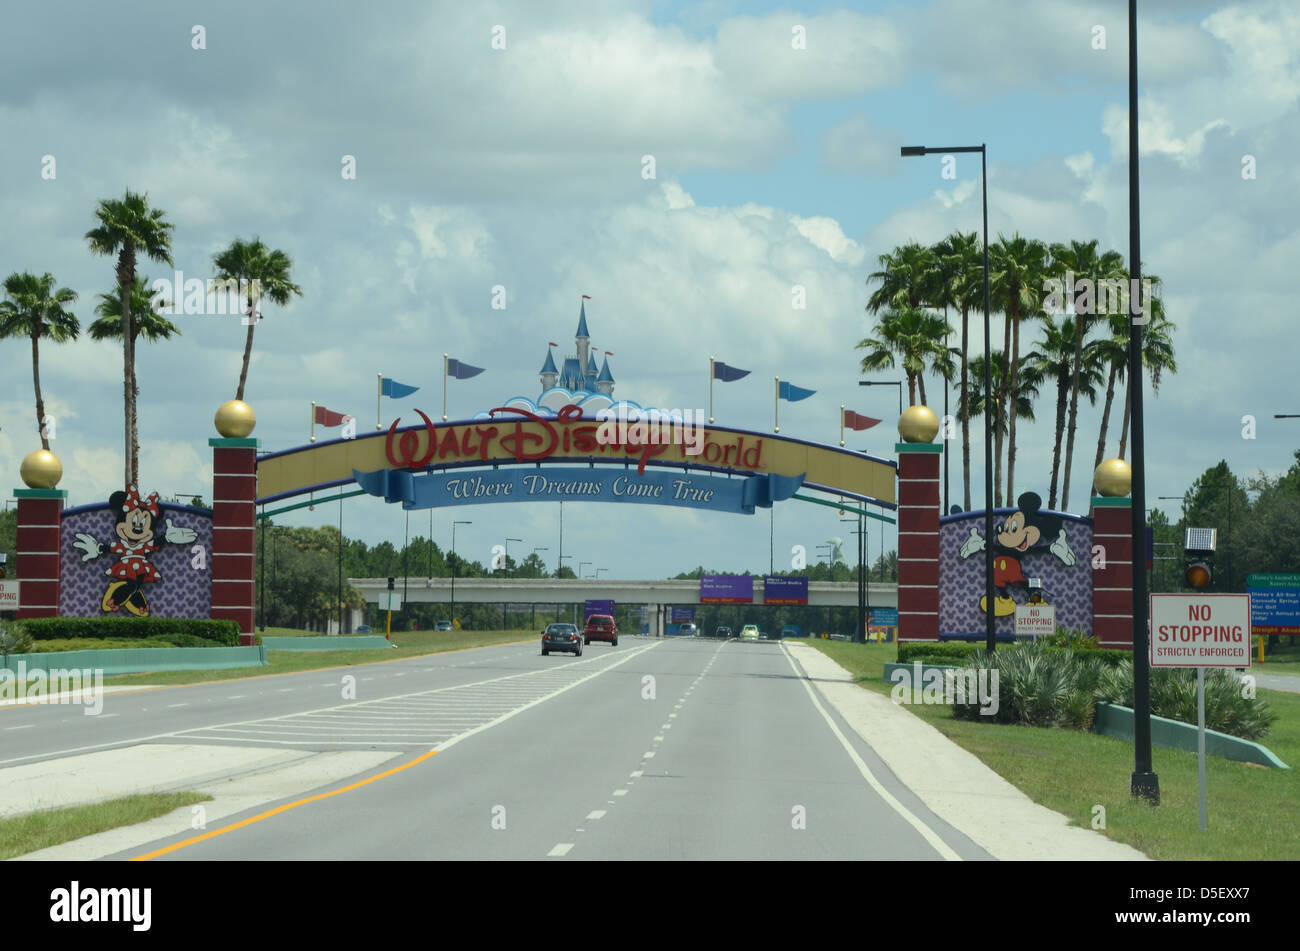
(387, 576, 395, 591)
(1183, 527, 1216, 590)
(1184, 559, 1212, 589)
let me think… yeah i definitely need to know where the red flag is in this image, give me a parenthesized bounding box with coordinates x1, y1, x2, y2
(605, 351, 614, 356)
(843, 409, 881, 431)
(548, 341, 558, 347)
(582, 294, 591, 299)
(314, 405, 350, 427)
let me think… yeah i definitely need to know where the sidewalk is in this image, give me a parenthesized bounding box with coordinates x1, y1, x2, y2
(785, 642, 1147, 861)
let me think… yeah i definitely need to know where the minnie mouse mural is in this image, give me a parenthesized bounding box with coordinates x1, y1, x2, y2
(72, 486, 198, 616)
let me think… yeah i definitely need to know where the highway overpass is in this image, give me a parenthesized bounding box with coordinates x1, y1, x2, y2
(350, 577, 898, 635)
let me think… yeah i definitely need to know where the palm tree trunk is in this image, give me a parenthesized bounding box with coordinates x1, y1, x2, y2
(235, 290, 257, 401)
(31, 331, 49, 452)
(118, 247, 136, 487)
(1048, 368, 1068, 508)
(960, 303, 971, 511)
(1061, 308, 1085, 511)
(994, 398, 1004, 509)
(1119, 382, 1132, 460)
(1092, 363, 1119, 493)
(906, 373, 917, 406)
(917, 371, 927, 408)
(131, 331, 141, 486)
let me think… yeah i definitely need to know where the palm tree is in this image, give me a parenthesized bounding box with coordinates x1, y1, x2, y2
(86, 190, 174, 486)
(1026, 317, 1106, 508)
(1048, 239, 1126, 511)
(991, 234, 1049, 506)
(88, 276, 180, 433)
(867, 241, 934, 313)
(0, 272, 79, 451)
(212, 237, 304, 401)
(1119, 307, 1177, 459)
(965, 350, 1044, 445)
(933, 231, 982, 510)
(857, 307, 952, 406)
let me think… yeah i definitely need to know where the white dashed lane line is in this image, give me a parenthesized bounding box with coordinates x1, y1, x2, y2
(548, 843, 574, 857)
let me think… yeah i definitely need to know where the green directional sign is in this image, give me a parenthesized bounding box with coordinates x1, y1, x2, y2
(1247, 573, 1300, 588)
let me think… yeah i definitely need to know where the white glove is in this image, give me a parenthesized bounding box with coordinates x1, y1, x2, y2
(959, 526, 984, 558)
(1050, 528, 1075, 566)
(73, 533, 103, 561)
(164, 518, 198, 545)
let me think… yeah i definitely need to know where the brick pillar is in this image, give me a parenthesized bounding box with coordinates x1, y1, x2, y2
(210, 438, 259, 645)
(13, 488, 67, 619)
(896, 442, 942, 641)
(1091, 496, 1134, 649)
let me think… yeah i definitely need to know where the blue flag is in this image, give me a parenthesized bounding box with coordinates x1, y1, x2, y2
(446, 358, 485, 380)
(381, 377, 419, 398)
(713, 361, 751, 382)
(778, 380, 816, 402)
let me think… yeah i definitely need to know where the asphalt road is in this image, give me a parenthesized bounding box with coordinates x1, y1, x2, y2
(9, 636, 993, 860)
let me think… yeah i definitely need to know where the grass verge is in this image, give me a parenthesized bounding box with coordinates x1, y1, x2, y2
(103, 628, 536, 686)
(797, 640, 1300, 860)
(0, 791, 212, 860)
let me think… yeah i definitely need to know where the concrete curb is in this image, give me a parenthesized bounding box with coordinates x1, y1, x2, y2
(1094, 702, 1289, 769)
(786, 642, 1147, 861)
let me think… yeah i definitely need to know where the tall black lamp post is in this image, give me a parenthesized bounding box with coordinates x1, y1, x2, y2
(900, 143, 995, 652)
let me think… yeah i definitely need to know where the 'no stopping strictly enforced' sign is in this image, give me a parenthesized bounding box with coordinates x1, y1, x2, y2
(1150, 593, 1251, 667)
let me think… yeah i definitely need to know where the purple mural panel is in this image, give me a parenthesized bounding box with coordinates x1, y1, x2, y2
(939, 507, 1093, 639)
(700, 574, 753, 603)
(60, 502, 213, 619)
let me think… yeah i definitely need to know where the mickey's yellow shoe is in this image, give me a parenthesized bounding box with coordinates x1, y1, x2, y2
(979, 595, 1019, 617)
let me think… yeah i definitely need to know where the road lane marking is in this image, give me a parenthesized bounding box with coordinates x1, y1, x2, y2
(167, 703, 187, 708)
(613, 789, 628, 796)
(653, 735, 664, 742)
(643, 751, 655, 758)
(586, 810, 606, 820)
(548, 843, 574, 857)
(779, 643, 961, 862)
(630, 770, 643, 777)
(5, 724, 34, 731)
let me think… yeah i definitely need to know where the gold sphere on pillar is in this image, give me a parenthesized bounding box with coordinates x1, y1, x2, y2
(20, 449, 63, 489)
(1094, 458, 1132, 497)
(898, 405, 939, 443)
(215, 399, 256, 438)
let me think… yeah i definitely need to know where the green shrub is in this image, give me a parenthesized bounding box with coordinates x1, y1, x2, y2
(21, 617, 240, 646)
(897, 641, 982, 663)
(1042, 627, 1098, 649)
(0, 622, 33, 658)
(1097, 661, 1277, 740)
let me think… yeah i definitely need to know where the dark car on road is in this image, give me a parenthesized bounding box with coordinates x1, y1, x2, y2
(542, 623, 583, 656)
(714, 625, 732, 638)
(584, 614, 619, 646)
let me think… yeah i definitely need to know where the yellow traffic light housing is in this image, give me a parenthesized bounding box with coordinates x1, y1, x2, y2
(1184, 560, 1212, 589)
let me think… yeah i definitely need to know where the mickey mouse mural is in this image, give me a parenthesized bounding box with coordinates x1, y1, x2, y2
(71, 486, 199, 616)
(958, 491, 1077, 617)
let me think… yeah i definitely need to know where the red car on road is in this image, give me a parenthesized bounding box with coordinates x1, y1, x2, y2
(584, 614, 619, 646)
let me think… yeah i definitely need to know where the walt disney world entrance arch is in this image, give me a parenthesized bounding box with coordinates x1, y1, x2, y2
(203, 404, 898, 642)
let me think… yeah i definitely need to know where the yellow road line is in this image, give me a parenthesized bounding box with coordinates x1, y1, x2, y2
(130, 748, 439, 860)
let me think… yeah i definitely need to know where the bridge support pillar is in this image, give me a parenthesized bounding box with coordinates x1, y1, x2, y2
(896, 441, 941, 641)
(1090, 496, 1134, 650)
(210, 437, 259, 645)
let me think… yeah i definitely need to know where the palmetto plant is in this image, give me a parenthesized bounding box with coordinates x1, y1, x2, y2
(0, 272, 79, 452)
(1098, 661, 1275, 740)
(85, 190, 174, 487)
(212, 237, 303, 401)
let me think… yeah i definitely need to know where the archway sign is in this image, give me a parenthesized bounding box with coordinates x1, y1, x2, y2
(256, 405, 897, 516)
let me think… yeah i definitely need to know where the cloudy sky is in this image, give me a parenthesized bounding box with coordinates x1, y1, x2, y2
(2, 0, 1297, 581)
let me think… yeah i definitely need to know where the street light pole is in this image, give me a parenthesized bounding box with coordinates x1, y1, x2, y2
(451, 520, 471, 627)
(1126, 0, 1159, 804)
(858, 380, 903, 417)
(901, 143, 995, 652)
